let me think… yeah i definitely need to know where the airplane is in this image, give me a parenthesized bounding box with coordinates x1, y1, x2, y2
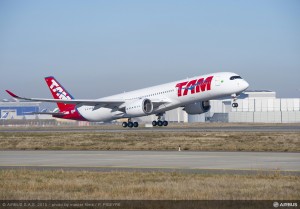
(6, 72, 249, 128)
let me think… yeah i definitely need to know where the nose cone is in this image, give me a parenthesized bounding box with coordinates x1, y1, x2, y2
(243, 80, 249, 90)
(237, 79, 249, 93)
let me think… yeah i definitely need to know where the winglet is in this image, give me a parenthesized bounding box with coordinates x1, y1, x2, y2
(5, 90, 21, 99)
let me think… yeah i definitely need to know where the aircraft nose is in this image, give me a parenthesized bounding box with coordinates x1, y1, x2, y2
(242, 80, 249, 90)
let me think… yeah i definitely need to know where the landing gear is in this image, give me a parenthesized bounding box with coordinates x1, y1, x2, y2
(152, 113, 168, 127)
(163, 121, 168, 126)
(122, 122, 128, 128)
(232, 103, 238, 108)
(133, 122, 139, 127)
(128, 122, 134, 128)
(231, 93, 239, 108)
(122, 119, 139, 128)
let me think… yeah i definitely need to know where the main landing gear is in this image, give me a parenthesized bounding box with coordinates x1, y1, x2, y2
(122, 118, 139, 128)
(231, 93, 239, 108)
(152, 113, 168, 127)
(122, 114, 169, 128)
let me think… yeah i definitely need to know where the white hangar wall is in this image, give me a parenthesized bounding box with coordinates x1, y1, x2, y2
(138, 90, 300, 123)
(221, 91, 300, 123)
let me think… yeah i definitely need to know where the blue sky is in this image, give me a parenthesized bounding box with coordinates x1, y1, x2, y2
(0, 0, 299, 99)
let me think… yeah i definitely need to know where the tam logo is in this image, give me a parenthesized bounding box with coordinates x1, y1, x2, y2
(49, 79, 71, 100)
(176, 76, 213, 97)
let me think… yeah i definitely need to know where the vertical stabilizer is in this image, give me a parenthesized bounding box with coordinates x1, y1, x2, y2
(44, 76, 75, 112)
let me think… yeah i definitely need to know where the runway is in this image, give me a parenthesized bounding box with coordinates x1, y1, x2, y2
(1, 124, 300, 133)
(1, 151, 299, 175)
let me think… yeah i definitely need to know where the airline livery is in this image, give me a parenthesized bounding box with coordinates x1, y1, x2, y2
(6, 72, 249, 128)
(1, 112, 9, 119)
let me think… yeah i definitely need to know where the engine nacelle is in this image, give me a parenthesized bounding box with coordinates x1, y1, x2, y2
(125, 98, 153, 116)
(183, 101, 210, 115)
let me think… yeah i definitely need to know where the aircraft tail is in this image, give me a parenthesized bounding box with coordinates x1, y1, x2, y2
(44, 76, 76, 112)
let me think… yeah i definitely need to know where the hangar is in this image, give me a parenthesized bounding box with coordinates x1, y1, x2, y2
(140, 90, 300, 123)
(0, 101, 51, 120)
(209, 90, 300, 123)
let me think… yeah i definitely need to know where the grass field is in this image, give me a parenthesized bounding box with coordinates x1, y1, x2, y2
(0, 131, 299, 152)
(1, 124, 299, 200)
(1, 169, 299, 200)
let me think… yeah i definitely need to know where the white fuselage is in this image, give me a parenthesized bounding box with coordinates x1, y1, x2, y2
(76, 72, 249, 121)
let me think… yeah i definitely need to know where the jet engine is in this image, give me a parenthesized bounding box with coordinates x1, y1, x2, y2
(125, 98, 153, 116)
(183, 101, 210, 115)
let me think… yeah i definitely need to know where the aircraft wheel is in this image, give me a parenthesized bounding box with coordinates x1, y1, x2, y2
(163, 121, 168, 126)
(232, 103, 238, 108)
(128, 122, 134, 128)
(157, 120, 163, 126)
(122, 122, 128, 128)
(133, 122, 139, 128)
(152, 121, 157, 126)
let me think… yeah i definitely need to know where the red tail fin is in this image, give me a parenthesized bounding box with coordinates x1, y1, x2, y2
(44, 76, 75, 112)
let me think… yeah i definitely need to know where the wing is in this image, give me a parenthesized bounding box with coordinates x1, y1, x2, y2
(5, 90, 124, 107)
(6, 90, 171, 111)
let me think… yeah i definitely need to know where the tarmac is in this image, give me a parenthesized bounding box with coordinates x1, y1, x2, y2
(1, 125, 300, 133)
(1, 150, 299, 175)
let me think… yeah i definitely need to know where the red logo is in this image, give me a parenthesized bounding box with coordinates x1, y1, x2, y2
(176, 76, 213, 97)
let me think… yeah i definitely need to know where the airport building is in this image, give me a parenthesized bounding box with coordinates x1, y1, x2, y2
(210, 91, 300, 123)
(139, 90, 300, 123)
(0, 101, 44, 119)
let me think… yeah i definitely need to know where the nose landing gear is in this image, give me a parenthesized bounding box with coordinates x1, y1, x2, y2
(231, 93, 239, 108)
(232, 102, 238, 108)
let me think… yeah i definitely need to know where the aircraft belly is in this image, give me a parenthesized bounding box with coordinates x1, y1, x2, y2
(77, 106, 121, 122)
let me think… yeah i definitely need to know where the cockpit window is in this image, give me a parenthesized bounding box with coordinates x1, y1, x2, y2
(230, 76, 242, 80)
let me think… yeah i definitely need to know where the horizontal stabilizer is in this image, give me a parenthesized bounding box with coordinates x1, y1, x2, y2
(23, 112, 65, 116)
